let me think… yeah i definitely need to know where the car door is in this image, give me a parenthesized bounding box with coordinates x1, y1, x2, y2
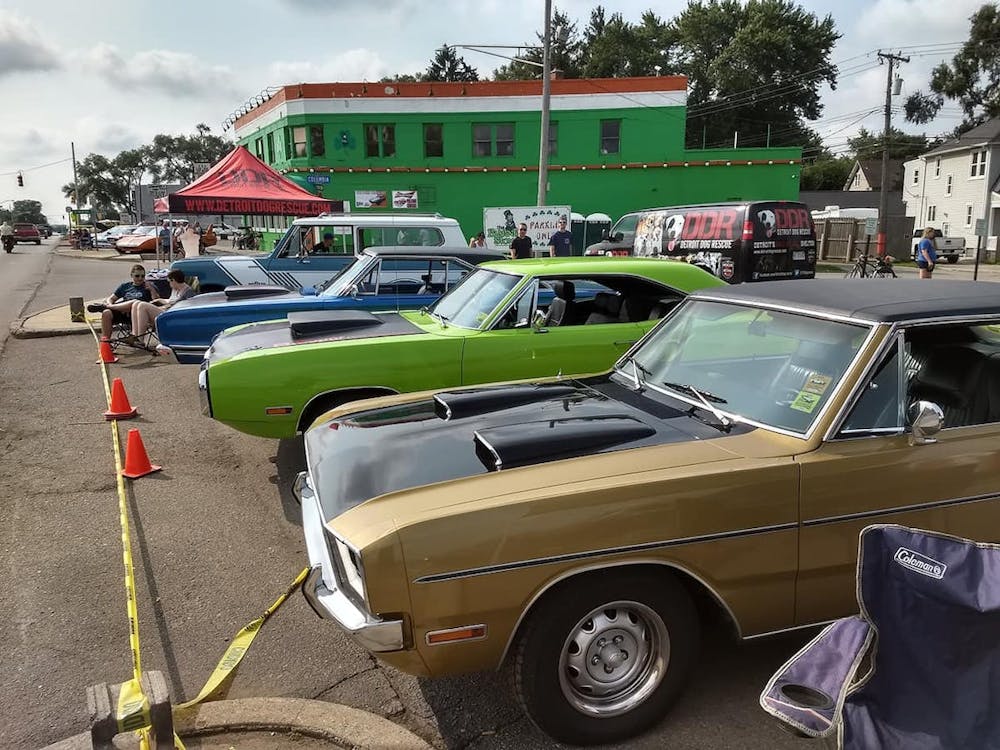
(268, 225, 356, 288)
(795, 326, 1000, 625)
(460, 279, 644, 385)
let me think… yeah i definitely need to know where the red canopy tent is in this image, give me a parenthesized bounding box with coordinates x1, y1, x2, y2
(157, 145, 341, 216)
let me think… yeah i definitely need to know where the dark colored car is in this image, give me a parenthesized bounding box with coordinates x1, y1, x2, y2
(14, 223, 41, 244)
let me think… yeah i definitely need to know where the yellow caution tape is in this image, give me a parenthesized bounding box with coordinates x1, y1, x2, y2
(87, 325, 307, 749)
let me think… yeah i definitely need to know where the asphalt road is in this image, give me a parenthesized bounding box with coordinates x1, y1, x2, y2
(11, 245, 990, 748)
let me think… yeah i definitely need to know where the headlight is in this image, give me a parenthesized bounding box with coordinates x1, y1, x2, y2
(333, 535, 367, 605)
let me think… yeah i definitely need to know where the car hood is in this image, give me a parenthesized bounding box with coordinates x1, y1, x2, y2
(117, 234, 153, 246)
(171, 288, 305, 311)
(305, 376, 753, 522)
(207, 309, 428, 362)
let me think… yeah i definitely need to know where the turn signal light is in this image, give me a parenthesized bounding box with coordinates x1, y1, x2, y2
(265, 406, 293, 416)
(425, 624, 487, 645)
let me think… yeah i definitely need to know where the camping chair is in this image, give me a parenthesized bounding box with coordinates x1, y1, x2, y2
(106, 309, 159, 353)
(760, 524, 1000, 749)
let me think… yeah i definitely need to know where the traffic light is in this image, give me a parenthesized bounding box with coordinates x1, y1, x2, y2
(16, 172, 23, 187)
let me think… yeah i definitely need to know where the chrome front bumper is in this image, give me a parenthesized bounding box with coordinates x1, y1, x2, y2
(197, 360, 211, 416)
(296, 471, 405, 653)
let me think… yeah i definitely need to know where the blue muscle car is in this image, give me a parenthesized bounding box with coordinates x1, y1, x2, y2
(156, 246, 504, 364)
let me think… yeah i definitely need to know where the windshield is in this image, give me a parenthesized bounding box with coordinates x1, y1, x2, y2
(429, 268, 521, 329)
(318, 256, 366, 296)
(627, 300, 870, 434)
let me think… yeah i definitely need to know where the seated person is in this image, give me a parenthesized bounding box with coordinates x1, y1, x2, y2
(311, 232, 334, 254)
(130, 269, 194, 345)
(88, 264, 160, 340)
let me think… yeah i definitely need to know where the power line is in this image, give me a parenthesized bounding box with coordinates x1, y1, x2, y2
(0, 157, 72, 177)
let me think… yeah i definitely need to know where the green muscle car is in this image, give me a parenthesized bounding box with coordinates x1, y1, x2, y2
(199, 257, 724, 438)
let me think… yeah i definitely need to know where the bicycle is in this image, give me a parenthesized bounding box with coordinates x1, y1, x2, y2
(845, 253, 897, 279)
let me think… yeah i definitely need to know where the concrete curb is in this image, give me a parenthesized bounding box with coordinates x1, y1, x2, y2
(41, 697, 433, 749)
(9, 303, 98, 339)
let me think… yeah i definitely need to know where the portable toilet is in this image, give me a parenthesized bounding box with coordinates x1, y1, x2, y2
(569, 212, 586, 255)
(584, 212, 613, 250)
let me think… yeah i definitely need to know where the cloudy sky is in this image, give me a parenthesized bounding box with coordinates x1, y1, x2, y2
(0, 0, 985, 222)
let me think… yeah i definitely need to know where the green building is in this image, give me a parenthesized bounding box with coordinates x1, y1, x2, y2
(232, 77, 801, 245)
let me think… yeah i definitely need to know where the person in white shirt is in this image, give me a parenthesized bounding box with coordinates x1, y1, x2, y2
(130, 269, 194, 344)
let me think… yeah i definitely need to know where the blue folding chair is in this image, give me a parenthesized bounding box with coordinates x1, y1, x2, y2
(760, 524, 1000, 749)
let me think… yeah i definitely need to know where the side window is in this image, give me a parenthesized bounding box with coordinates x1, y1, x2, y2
(838, 343, 902, 437)
(354, 259, 382, 294)
(394, 228, 444, 246)
(312, 226, 354, 255)
(358, 227, 393, 250)
(493, 282, 537, 330)
(375, 259, 422, 295)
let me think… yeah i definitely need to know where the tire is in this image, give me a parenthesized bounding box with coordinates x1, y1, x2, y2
(34, 239, 40, 245)
(947, 256, 958, 264)
(510, 570, 699, 746)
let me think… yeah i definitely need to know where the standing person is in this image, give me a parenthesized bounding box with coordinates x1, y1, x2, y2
(916, 226, 938, 279)
(158, 220, 172, 258)
(510, 223, 533, 259)
(469, 231, 486, 248)
(547, 216, 573, 257)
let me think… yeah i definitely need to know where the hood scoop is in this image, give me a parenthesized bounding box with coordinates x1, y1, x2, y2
(224, 284, 290, 301)
(474, 415, 655, 471)
(434, 383, 581, 421)
(289, 310, 383, 340)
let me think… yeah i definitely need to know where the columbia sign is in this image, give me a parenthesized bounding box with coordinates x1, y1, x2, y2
(893, 547, 947, 579)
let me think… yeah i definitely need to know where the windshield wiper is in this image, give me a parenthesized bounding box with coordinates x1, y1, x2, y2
(661, 381, 732, 432)
(615, 356, 652, 391)
(426, 308, 449, 327)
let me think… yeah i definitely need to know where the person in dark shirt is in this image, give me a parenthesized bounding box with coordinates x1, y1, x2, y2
(88, 264, 160, 339)
(510, 223, 533, 259)
(547, 217, 573, 257)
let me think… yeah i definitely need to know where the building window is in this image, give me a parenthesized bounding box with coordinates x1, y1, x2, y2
(424, 123, 444, 158)
(600, 119, 621, 154)
(967, 205, 974, 226)
(254, 138, 264, 160)
(912, 168, 919, 185)
(548, 122, 558, 157)
(266, 133, 275, 163)
(310, 126, 325, 157)
(365, 124, 396, 158)
(945, 174, 953, 195)
(471, 123, 515, 157)
(287, 127, 307, 158)
(927, 205, 937, 222)
(971, 149, 986, 177)
(934, 157, 941, 177)
(853, 171, 861, 188)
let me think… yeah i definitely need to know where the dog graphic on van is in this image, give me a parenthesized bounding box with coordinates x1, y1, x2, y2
(664, 213, 686, 252)
(757, 209, 777, 238)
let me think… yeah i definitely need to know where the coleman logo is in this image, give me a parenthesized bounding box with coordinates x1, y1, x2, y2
(894, 547, 946, 579)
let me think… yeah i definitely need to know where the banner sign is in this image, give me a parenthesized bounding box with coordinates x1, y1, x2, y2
(482, 205, 571, 251)
(392, 190, 419, 209)
(168, 196, 342, 216)
(355, 190, 387, 208)
(307, 174, 331, 185)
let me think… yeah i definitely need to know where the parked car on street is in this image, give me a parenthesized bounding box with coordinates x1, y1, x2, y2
(96, 224, 137, 248)
(14, 223, 41, 244)
(199, 258, 723, 439)
(212, 222, 239, 240)
(294, 278, 1000, 746)
(910, 228, 967, 264)
(172, 212, 467, 293)
(158, 246, 504, 363)
(115, 225, 159, 254)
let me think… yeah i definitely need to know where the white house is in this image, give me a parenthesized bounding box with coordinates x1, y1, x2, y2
(903, 118, 1000, 253)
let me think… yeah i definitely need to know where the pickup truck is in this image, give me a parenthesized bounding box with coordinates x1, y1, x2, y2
(910, 229, 966, 264)
(14, 223, 41, 245)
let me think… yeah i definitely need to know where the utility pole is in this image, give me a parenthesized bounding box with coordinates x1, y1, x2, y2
(71, 141, 79, 208)
(876, 51, 908, 257)
(536, 0, 552, 207)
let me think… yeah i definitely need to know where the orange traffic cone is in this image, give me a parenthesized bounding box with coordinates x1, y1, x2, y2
(104, 378, 138, 420)
(121, 428, 161, 479)
(97, 339, 118, 364)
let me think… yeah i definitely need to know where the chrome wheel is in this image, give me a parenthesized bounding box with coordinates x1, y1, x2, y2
(558, 600, 670, 717)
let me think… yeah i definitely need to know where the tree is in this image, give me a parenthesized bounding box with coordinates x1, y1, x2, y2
(147, 123, 230, 184)
(424, 47, 479, 82)
(847, 127, 929, 162)
(674, 0, 839, 150)
(800, 156, 853, 190)
(4, 200, 47, 225)
(493, 8, 584, 80)
(904, 3, 1000, 132)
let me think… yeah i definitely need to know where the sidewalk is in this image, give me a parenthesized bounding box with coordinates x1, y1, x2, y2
(9, 303, 102, 338)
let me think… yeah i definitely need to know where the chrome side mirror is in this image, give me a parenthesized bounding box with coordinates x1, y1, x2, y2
(531, 308, 548, 333)
(908, 400, 944, 445)
(348, 284, 360, 299)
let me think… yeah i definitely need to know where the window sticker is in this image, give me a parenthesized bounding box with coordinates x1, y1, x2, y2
(790, 390, 822, 413)
(802, 372, 832, 396)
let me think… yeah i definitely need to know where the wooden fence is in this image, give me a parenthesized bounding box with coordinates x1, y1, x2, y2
(814, 217, 915, 261)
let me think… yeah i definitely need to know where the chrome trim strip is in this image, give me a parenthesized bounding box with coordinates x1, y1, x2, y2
(497, 558, 746, 667)
(683, 295, 877, 326)
(824, 324, 899, 441)
(414, 521, 798, 584)
(424, 623, 488, 646)
(803, 491, 1000, 528)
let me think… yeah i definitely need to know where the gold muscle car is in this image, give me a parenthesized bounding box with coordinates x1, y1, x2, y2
(294, 279, 1000, 745)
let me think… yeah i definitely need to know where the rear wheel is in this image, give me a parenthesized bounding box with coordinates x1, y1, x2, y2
(510, 571, 699, 746)
(947, 256, 959, 264)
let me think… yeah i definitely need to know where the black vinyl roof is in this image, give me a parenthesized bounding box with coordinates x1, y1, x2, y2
(691, 279, 1000, 323)
(361, 246, 506, 263)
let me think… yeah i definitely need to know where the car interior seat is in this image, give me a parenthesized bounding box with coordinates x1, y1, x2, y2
(908, 345, 991, 428)
(768, 339, 841, 404)
(585, 292, 623, 324)
(545, 280, 575, 326)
